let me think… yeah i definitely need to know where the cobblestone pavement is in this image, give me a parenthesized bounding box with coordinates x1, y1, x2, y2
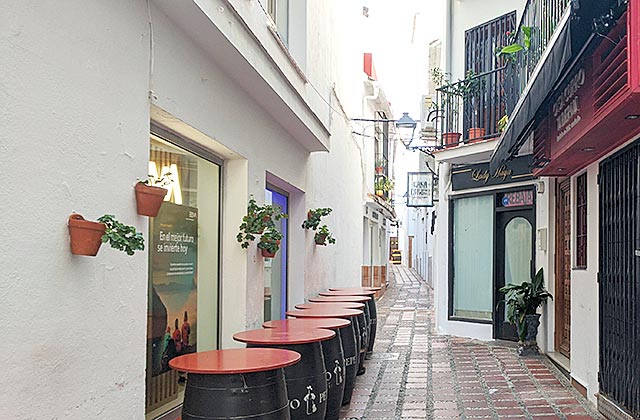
(339, 266, 602, 420)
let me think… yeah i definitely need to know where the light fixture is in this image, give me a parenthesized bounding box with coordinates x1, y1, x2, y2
(557, 168, 566, 172)
(581, 147, 595, 152)
(395, 112, 418, 148)
(625, 114, 640, 120)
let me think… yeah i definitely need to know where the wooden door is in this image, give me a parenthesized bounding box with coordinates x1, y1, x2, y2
(555, 179, 571, 357)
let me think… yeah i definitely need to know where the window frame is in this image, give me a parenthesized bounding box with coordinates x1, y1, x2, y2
(575, 172, 587, 268)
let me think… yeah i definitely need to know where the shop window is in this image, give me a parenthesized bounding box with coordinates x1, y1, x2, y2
(576, 173, 587, 268)
(452, 195, 494, 321)
(145, 134, 221, 419)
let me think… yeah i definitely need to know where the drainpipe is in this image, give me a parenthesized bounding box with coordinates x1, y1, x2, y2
(362, 79, 380, 117)
(444, 0, 453, 74)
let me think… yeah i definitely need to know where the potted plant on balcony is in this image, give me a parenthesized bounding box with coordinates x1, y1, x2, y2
(500, 268, 552, 355)
(374, 177, 394, 198)
(374, 159, 386, 175)
(135, 173, 172, 217)
(457, 70, 486, 142)
(431, 68, 462, 146)
(237, 197, 288, 249)
(314, 225, 336, 246)
(68, 213, 145, 256)
(258, 228, 283, 258)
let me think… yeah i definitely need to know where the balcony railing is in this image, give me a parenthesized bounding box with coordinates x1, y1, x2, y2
(436, 0, 572, 147)
(435, 67, 516, 144)
(506, 0, 570, 99)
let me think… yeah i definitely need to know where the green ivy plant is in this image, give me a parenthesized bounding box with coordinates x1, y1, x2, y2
(258, 229, 283, 254)
(302, 207, 336, 246)
(97, 214, 145, 256)
(314, 225, 336, 246)
(499, 268, 552, 341)
(138, 172, 173, 188)
(302, 207, 333, 231)
(237, 196, 288, 249)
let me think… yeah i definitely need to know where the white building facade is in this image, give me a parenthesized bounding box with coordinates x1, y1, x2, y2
(1, 1, 393, 419)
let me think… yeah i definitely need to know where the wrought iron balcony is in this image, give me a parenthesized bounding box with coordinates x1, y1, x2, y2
(436, 0, 574, 148)
(435, 67, 515, 146)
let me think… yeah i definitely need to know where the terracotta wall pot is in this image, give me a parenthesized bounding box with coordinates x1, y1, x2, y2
(442, 132, 462, 146)
(467, 128, 486, 140)
(261, 248, 277, 258)
(135, 183, 168, 217)
(375, 166, 383, 174)
(68, 214, 106, 256)
(375, 190, 384, 197)
(315, 233, 328, 245)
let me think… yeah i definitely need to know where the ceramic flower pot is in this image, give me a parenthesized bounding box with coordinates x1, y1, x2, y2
(467, 127, 486, 140)
(442, 132, 462, 146)
(261, 248, 277, 258)
(315, 233, 328, 245)
(135, 183, 168, 217)
(68, 213, 106, 256)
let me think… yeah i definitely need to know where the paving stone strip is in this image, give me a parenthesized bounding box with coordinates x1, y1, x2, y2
(339, 266, 603, 420)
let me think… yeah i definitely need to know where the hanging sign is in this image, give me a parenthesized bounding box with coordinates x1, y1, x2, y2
(451, 155, 533, 191)
(407, 172, 434, 207)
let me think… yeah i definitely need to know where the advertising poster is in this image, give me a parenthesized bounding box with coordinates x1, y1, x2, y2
(148, 202, 198, 376)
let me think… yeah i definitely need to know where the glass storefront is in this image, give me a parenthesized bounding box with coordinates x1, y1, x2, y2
(145, 134, 221, 419)
(452, 195, 494, 320)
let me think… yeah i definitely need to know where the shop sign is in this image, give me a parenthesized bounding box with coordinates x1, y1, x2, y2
(552, 68, 586, 142)
(451, 155, 533, 191)
(407, 172, 434, 207)
(498, 190, 534, 207)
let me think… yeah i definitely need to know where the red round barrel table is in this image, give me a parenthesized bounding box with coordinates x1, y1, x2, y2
(233, 328, 335, 420)
(296, 302, 370, 361)
(285, 307, 362, 405)
(169, 348, 301, 420)
(321, 289, 378, 356)
(308, 297, 372, 353)
(262, 318, 349, 420)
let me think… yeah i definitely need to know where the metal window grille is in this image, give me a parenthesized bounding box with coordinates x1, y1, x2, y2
(599, 141, 640, 418)
(576, 173, 587, 268)
(465, 11, 517, 74)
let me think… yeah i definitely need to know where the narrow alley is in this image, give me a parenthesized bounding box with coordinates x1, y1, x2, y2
(339, 266, 602, 420)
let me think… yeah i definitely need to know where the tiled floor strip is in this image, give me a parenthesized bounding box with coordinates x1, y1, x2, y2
(339, 266, 603, 420)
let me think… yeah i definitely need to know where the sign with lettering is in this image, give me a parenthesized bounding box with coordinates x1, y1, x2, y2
(451, 155, 533, 190)
(407, 172, 434, 207)
(498, 190, 534, 207)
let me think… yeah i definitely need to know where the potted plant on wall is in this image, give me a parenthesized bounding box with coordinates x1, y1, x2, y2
(258, 229, 283, 258)
(500, 268, 552, 355)
(68, 213, 145, 256)
(302, 207, 336, 246)
(135, 173, 172, 217)
(314, 225, 336, 246)
(237, 196, 287, 256)
(237, 197, 288, 249)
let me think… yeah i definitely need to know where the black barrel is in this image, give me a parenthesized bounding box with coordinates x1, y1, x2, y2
(322, 333, 346, 420)
(248, 342, 327, 420)
(355, 311, 368, 375)
(182, 369, 290, 420)
(338, 322, 358, 405)
(366, 298, 378, 354)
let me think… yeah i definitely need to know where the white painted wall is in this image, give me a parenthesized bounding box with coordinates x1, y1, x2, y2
(1, 1, 150, 418)
(1, 0, 380, 418)
(568, 164, 599, 403)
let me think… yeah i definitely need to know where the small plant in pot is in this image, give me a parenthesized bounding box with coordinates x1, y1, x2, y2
(258, 229, 283, 258)
(374, 159, 386, 175)
(237, 197, 288, 249)
(499, 268, 552, 355)
(314, 225, 336, 246)
(68, 213, 145, 256)
(302, 207, 336, 246)
(135, 173, 172, 217)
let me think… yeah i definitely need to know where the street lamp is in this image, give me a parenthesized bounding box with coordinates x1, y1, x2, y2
(395, 112, 418, 148)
